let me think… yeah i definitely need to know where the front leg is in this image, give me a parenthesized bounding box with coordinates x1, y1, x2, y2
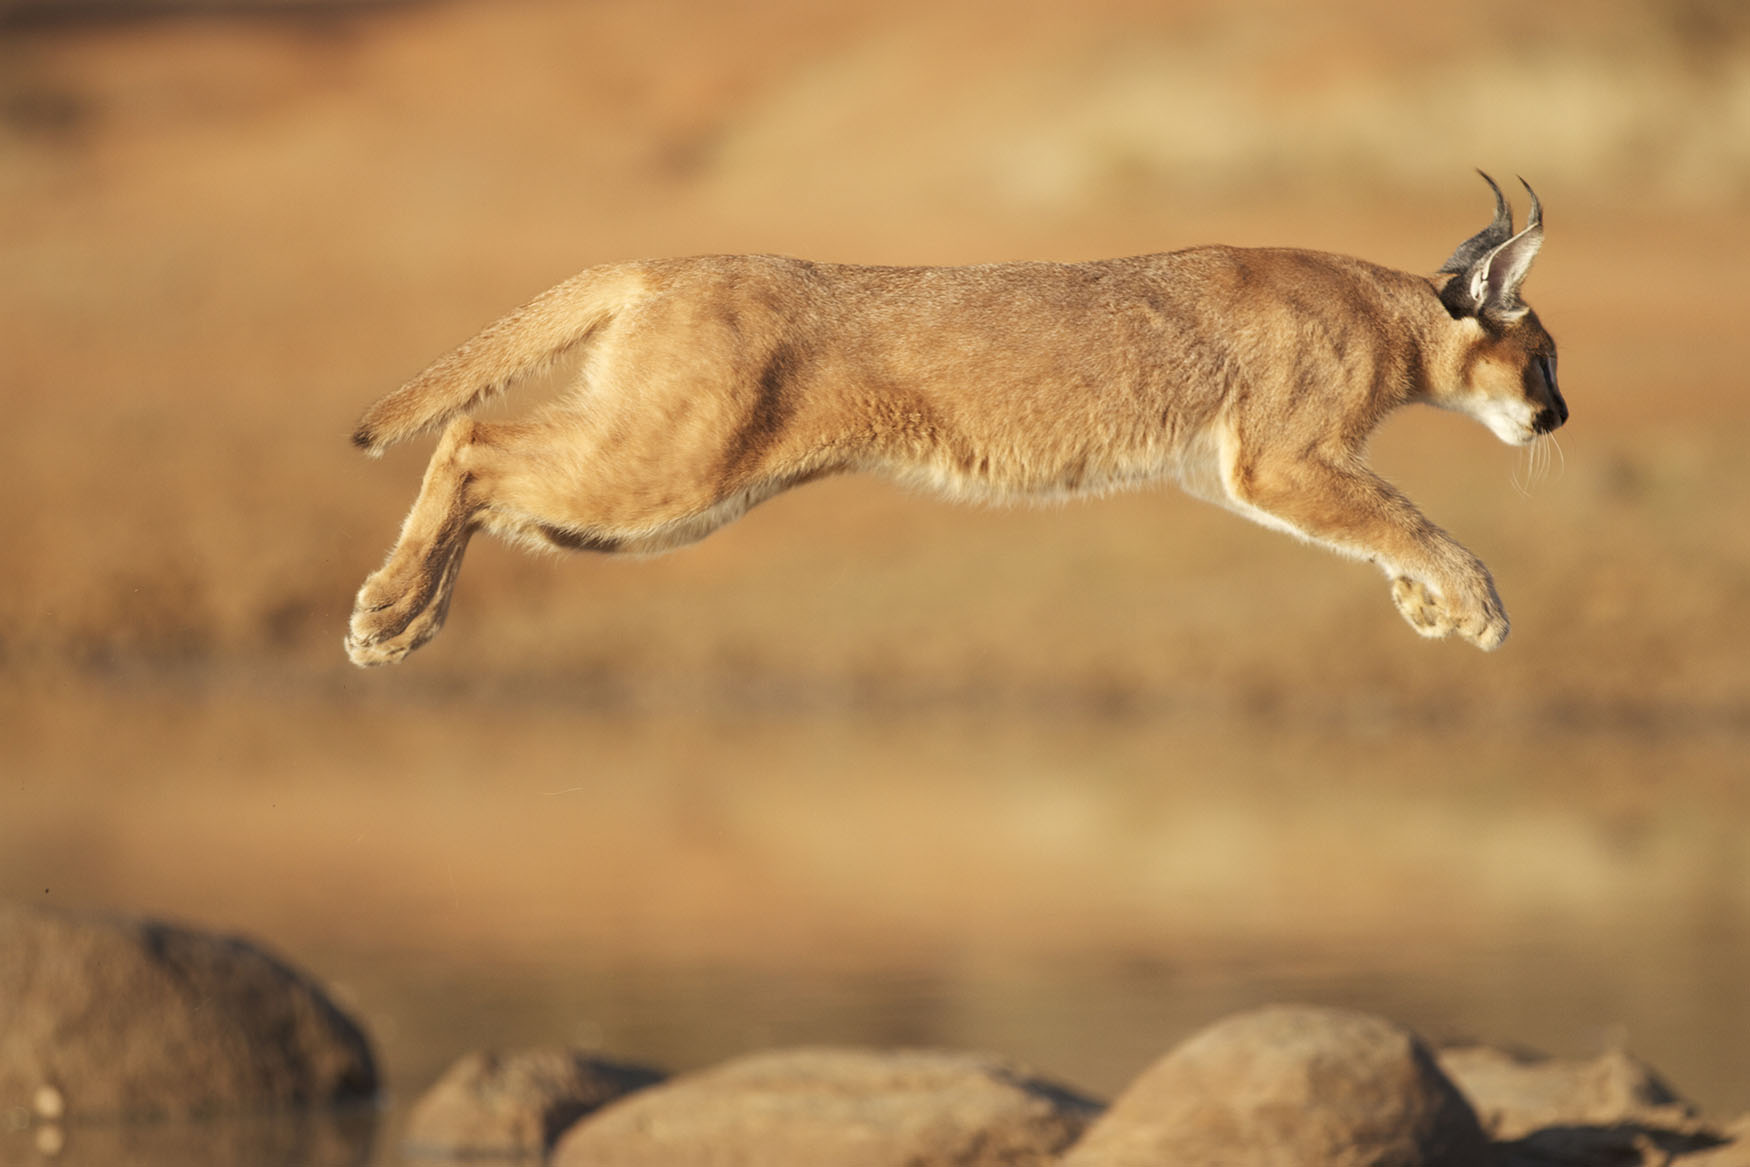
(1224, 443, 1510, 651)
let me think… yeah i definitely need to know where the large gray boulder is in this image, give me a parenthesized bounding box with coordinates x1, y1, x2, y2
(1062, 1004, 1490, 1167)
(402, 1048, 664, 1158)
(0, 904, 377, 1122)
(550, 1046, 1102, 1167)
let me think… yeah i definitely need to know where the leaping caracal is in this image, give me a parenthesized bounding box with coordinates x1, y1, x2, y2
(346, 173, 1564, 667)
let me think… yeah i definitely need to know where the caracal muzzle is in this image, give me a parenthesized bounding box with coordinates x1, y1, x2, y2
(346, 172, 1562, 667)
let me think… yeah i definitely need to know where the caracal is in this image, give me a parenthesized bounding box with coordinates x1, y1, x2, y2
(346, 173, 1565, 667)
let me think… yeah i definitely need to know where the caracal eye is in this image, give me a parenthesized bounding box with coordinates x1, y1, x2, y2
(1536, 353, 1555, 389)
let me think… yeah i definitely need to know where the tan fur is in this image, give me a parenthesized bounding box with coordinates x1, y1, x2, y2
(346, 179, 1564, 666)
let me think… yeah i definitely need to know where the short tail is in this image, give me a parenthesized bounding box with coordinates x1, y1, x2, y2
(351, 264, 645, 456)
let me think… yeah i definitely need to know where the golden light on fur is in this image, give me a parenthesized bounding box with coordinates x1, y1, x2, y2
(346, 173, 1564, 667)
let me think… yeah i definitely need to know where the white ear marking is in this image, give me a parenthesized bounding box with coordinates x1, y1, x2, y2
(1468, 265, 1489, 306)
(1474, 218, 1544, 319)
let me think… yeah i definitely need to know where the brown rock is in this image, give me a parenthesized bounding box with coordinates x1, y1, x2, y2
(402, 1048, 664, 1158)
(1498, 1123, 1737, 1167)
(0, 904, 377, 1122)
(1447, 1046, 1748, 1167)
(1680, 1116, 1750, 1167)
(1438, 1044, 1690, 1139)
(549, 1046, 1102, 1167)
(1062, 1004, 1490, 1167)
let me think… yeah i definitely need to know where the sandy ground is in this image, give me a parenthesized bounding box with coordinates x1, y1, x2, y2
(3, 0, 1748, 1113)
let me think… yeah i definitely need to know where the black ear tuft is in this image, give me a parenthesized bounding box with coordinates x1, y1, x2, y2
(1439, 171, 1514, 276)
(1439, 172, 1546, 321)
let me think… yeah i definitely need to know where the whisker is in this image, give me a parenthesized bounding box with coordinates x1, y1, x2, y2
(1511, 441, 1536, 496)
(1511, 433, 1565, 496)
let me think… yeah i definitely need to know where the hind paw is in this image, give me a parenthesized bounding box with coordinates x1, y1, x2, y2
(345, 570, 448, 667)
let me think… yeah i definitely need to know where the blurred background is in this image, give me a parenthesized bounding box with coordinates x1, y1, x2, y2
(3, 0, 1748, 1137)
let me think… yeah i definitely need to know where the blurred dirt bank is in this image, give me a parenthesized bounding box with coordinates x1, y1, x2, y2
(2, 0, 1748, 1114)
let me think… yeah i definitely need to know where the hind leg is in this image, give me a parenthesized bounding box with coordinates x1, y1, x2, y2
(346, 413, 782, 666)
(346, 417, 493, 666)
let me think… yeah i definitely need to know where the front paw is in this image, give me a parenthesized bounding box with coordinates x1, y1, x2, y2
(1391, 576, 1447, 638)
(1390, 573, 1509, 651)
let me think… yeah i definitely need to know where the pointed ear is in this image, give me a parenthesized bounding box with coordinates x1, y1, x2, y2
(1466, 178, 1543, 320)
(1438, 171, 1513, 276)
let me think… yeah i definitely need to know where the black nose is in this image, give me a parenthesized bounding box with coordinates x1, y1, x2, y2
(1552, 388, 1569, 424)
(1533, 407, 1563, 434)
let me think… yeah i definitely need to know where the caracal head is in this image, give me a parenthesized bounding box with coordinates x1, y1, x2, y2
(1427, 172, 1568, 447)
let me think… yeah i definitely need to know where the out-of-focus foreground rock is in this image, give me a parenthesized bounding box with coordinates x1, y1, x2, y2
(0, 903, 377, 1122)
(549, 1045, 1101, 1167)
(1061, 1004, 1490, 1167)
(402, 1047, 664, 1158)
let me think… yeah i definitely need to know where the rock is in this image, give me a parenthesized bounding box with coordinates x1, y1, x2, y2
(1061, 1004, 1490, 1167)
(402, 1048, 665, 1158)
(1438, 1044, 1747, 1167)
(1498, 1124, 1738, 1167)
(1445, 1045, 1750, 1167)
(549, 1046, 1102, 1167)
(0, 904, 378, 1122)
(1437, 1044, 1691, 1139)
(1681, 1116, 1750, 1167)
